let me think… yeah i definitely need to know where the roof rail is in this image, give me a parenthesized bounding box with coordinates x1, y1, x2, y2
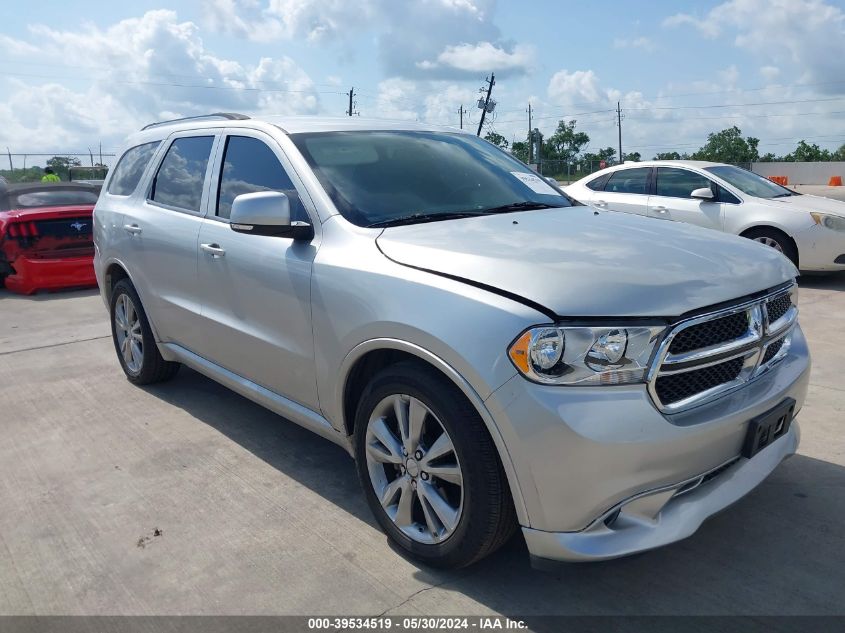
(140, 112, 250, 131)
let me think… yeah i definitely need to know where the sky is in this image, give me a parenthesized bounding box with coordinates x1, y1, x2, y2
(1, 0, 845, 166)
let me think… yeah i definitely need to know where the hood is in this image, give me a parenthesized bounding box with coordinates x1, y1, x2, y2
(759, 193, 845, 217)
(376, 207, 796, 318)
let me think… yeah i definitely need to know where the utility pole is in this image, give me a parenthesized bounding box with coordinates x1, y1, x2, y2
(99, 142, 103, 165)
(6, 147, 11, 171)
(458, 104, 466, 130)
(346, 87, 356, 117)
(616, 101, 623, 163)
(527, 102, 532, 164)
(476, 73, 495, 137)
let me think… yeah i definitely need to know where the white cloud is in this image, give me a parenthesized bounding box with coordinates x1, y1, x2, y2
(202, 0, 532, 79)
(760, 65, 781, 81)
(664, 0, 845, 91)
(418, 42, 534, 75)
(0, 10, 321, 154)
(547, 70, 607, 107)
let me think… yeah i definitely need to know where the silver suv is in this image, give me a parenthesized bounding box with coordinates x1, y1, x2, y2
(94, 113, 810, 568)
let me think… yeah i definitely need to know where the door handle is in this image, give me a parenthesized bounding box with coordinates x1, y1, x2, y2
(653, 206, 668, 214)
(594, 200, 607, 208)
(200, 243, 226, 258)
(123, 224, 142, 235)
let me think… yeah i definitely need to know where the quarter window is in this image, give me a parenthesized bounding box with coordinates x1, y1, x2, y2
(655, 168, 713, 199)
(586, 172, 610, 191)
(216, 136, 306, 220)
(150, 136, 214, 212)
(604, 168, 651, 195)
(107, 142, 160, 196)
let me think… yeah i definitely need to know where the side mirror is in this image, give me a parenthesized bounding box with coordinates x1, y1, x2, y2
(229, 191, 313, 240)
(691, 187, 715, 201)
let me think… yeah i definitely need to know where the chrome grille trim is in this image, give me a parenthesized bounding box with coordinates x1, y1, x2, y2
(648, 284, 798, 413)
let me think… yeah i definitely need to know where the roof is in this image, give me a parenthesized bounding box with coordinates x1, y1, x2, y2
(613, 159, 724, 169)
(127, 114, 465, 146)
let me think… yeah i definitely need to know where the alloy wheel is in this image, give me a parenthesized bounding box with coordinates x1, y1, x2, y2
(754, 236, 784, 253)
(364, 394, 464, 544)
(114, 293, 143, 374)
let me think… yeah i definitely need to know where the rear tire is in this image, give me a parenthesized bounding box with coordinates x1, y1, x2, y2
(353, 361, 516, 568)
(110, 279, 180, 385)
(743, 227, 799, 267)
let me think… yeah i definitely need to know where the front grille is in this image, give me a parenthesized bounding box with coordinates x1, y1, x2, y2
(655, 358, 744, 405)
(762, 338, 784, 364)
(649, 285, 798, 412)
(668, 311, 748, 354)
(766, 293, 792, 324)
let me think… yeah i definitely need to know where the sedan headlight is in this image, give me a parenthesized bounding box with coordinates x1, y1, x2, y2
(508, 325, 665, 385)
(810, 212, 845, 232)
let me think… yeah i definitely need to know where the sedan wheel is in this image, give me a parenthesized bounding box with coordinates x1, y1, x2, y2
(364, 394, 463, 544)
(753, 236, 784, 254)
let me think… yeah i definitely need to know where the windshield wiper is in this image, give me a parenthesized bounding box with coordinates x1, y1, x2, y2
(366, 211, 489, 228)
(478, 201, 566, 214)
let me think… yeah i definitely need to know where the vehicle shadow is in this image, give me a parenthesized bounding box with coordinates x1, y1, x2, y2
(0, 286, 99, 301)
(799, 271, 845, 291)
(143, 368, 845, 617)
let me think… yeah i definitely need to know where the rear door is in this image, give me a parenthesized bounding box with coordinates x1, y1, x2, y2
(121, 131, 219, 352)
(592, 167, 652, 215)
(648, 167, 724, 231)
(195, 129, 320, 410)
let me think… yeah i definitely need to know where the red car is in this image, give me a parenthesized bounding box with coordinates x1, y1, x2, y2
(0, 182, 100, 295)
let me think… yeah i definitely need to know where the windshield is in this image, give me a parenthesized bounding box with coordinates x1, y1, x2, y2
(704, 165, 796, 199)
(290, 130, 573, 227)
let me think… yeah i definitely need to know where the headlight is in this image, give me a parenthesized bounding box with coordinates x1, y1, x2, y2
(508, 325, 665, 385)
(810, 212, 845, 232)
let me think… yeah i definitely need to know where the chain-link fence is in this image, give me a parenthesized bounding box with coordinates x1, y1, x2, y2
(537, 159, 619, 184)
(1, 152, 115, 183)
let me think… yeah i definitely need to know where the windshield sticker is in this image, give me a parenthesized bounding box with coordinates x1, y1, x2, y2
(510, 172, 562, 196)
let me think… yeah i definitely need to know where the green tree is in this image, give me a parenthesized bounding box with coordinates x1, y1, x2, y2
(625, 151, 642, 162)
(582, 147, 616, 164)
(833, 144, 845, 161)
(510, 140, 529, 163)
(483, 131, 509, 150)
(45, 156, 82, 181)
(784, 140, 832, 162)
(692, 126, 759, 164)
(758, 152, 780, 162)
(543, 120, 590, 163)
(654, 151, 681, 160)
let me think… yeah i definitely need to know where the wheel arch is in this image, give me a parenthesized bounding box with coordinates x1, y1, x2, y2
(337, 338, 529, 524)
(102, 257, 168, 350)
(739, 224, 800, 267)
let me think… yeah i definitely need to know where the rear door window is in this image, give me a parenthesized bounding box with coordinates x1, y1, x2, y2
(107, 142, 160, 196)
(604, 168, 651, 195)
(150, 136, 214, 212)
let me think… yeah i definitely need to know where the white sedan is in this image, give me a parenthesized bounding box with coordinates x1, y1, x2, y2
(564, 160, 845, 271)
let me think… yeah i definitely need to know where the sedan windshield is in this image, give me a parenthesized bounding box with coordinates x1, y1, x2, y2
(290, 130, 573, 227)
(704, 165, 797, 199)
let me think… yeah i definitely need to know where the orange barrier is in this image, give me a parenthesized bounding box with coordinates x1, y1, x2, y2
(768, 175, 789, 186)
(829, 176, 842, 186)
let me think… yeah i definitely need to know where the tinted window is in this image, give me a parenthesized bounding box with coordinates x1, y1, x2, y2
(216, 136, 306, 221)
(704, 165, 797, 199)
(586, 173, 610, 191)
(151, 136, 214, 212)
(12, 189, 99, 208)
(655, 168, 713, 199)
(108, 142, 160, 196)
(291, 131, 571, 227)
(716, 185, 741, 204)
(604, 168, 650, 194)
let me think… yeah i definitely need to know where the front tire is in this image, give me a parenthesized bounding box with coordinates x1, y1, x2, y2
(353, 361, 516, 568)
(744, 227, 799, 267)
(110, 279, 180, 385)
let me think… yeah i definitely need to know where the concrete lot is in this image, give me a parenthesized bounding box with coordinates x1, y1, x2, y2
(0, 274, 844, 616)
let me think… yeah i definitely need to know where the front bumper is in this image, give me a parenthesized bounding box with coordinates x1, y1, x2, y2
(2, 254, 96, 295)
(484, 325, 810, 562)
(794, 223, 845, 271)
